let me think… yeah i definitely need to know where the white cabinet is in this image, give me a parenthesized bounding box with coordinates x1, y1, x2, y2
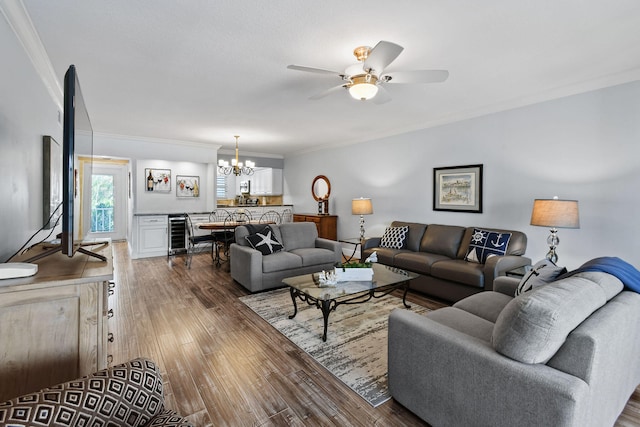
(251, 168, 283, 195)
(133, 215, 168, 258)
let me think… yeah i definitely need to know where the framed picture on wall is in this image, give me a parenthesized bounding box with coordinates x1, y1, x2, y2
(145, 168, 171, 192)
(433, 164, 483, 213)
(176, 175, 200, 198)
(43, 135, 62, 229)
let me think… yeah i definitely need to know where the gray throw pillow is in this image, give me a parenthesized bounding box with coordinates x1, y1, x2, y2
(379, 226, 409, 249)
(515, 259, 567, 296)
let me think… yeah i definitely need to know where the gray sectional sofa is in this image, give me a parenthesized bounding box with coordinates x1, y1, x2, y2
(362, 221, 530, 302)
(230, 222, 342, 292)
(388, 270, 640, 427)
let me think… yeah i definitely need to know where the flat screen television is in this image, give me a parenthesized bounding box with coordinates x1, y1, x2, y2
(26, 65, 106, 262)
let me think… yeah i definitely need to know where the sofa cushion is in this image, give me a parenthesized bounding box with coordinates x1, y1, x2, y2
(393, 251, 450, 275)
(419, 224, 466, 259)
(492, 275, 623, 363)
(380, 226, 409, 249)
(390, 221, 427, 252)
(464, 228, 512, 263)
(515, 259, 566, 296)
(289, 247, 336, 267)
(245, 225, 284, 255)
(262, 251, 304, 273)
(279, 222, 318, 250)
(453, 291, 514, 323)
(426, 307, 494, 342)
(430, 259, 485, 288)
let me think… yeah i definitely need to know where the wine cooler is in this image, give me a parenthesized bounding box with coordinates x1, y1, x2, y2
(168, 214, 187, 256)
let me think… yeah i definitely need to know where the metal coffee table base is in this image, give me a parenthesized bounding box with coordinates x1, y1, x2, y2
(288, 281, 411, 342)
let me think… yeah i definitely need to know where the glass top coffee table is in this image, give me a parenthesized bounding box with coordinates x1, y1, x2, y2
(282, 263, 419, 342)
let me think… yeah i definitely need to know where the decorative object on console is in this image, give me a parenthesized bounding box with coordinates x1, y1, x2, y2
(515, 259, 567, 296)
(144, 168, 171, 192)
(176, 175, 199, 197)
(218, 135, 255, 176)
(379, 225, 409, 249)
(352, 197, 373, 241)
(433, 164, 483, 213)
(464, 228, 512, 264)
(530, 197, 580, 263)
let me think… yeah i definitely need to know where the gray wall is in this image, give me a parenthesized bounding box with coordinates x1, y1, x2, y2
(284, 81, 640, 270)
(0, 15, 62, 261)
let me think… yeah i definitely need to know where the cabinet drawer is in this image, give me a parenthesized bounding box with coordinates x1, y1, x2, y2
(138, 216, 167, 225)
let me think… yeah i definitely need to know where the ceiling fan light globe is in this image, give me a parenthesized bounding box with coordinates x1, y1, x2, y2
(349, 82, 378, 100)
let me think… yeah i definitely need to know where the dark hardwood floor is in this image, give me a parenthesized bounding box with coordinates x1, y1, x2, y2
(109, 242, 640, 426)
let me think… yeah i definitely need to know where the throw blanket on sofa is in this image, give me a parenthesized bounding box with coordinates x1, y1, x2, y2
(559, 257, 640, 293)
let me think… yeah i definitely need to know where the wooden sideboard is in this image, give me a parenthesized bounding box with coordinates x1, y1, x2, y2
(293, 213, 338, 240)
(0, 242, 113, 402)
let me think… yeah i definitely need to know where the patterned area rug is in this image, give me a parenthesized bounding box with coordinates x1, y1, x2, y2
(239, 288, 431, 407)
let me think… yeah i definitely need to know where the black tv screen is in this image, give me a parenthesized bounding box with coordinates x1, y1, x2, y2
(61, 65, 93, 256)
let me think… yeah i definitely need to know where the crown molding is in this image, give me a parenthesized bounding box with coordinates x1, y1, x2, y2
(94, 132, 222, 151)
(1, 0, 63, 110)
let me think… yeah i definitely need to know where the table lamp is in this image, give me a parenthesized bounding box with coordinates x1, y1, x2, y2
(352, 198, 373, 241)
(530, 197, 580, 263)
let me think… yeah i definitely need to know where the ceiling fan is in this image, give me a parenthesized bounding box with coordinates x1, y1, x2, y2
(287, 40, 449, 104)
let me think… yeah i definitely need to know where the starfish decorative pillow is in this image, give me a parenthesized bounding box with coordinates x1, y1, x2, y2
(245, 225, 284, 255)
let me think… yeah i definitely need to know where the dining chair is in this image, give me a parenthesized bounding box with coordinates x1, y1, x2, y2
(185, 213, 215, 268)
(281, 208, 293, 223)
(259, 210, 282, 224)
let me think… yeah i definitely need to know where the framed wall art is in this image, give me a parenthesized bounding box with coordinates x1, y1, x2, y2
(145, 168, 171, 192)
(43, 135, 62, 228)
(176, 175, 200, 198)
(433, 164, 483, 213)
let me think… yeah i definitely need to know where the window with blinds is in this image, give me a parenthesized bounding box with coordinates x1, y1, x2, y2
(216, 175, 227, 199)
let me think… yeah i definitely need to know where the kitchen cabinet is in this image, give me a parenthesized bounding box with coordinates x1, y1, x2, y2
(133, 215, 168, 258)
(293, 213, 337, 240)
(251, 168, 283, 195)
(0, 243, 113, 401)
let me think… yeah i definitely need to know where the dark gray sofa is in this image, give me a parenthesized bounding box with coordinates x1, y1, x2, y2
(362, 221, 530, 302)
(230, 222, 342, 292)
(388, 271, 640, 427)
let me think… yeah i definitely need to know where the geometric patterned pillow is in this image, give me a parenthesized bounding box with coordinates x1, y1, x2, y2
(0, 358, 194, 427)
(464, 228, 512, 264)
(379, 226, 409, 249)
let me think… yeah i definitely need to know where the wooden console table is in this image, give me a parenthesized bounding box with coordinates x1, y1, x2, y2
(0, 242, 113, 402)
(293, 213, 338, 240)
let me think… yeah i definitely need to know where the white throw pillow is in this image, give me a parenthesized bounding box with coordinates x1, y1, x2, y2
(515, 259, 567, 296)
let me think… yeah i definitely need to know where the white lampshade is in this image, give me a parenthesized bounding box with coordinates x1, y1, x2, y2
(352, 198, 373, 215)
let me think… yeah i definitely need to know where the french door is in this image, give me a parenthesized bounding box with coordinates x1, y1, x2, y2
(83, 160, 129, 241)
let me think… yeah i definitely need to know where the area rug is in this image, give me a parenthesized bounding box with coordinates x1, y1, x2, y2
(239, 288, 431, 407)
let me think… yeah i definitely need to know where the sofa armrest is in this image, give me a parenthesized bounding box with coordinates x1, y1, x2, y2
(315, 237, 343, 264)
(0, 358, 193, 427)
(362, 237, 381, 250)
(493, 276, 521, 296)
(230, 243, 264, 290)
(483, 255, 531, 290)
(388, 310, 589, 427)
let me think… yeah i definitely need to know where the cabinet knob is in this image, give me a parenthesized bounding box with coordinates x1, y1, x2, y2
(107, 308, 114, 318)
(108, 332, 114, 343)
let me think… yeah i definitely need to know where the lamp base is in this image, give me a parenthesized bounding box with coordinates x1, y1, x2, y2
(545, 228, 560, 263)
(359, 215, 366, 241)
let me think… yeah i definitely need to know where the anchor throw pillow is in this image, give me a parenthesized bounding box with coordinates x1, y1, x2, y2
(245, 225, 284, 255)
(464, 228, 512, 264)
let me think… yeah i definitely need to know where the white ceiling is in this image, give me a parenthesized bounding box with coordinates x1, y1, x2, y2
(19, 0, 640, 156)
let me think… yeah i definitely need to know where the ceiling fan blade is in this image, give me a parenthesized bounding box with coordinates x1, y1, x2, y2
(364, 41, 404, 74)
(309, 84, 347, 100)
(287, 64, 342, 76)
(371, 85, 392, 104)
(382, 70, 449, 84)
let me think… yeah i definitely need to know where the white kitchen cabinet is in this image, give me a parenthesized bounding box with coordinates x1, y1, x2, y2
(133, 215, 168, 258)
(250, 168, 283, 195)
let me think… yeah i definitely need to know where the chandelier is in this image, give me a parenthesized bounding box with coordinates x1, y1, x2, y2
(217, 135, 255, 176)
